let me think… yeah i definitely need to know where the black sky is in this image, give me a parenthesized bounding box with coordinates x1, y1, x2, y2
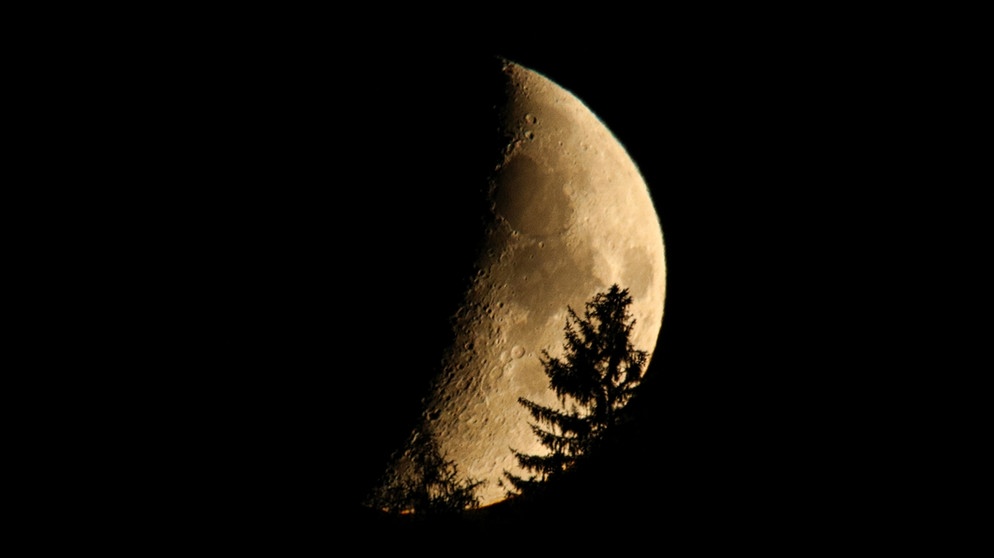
(93, 31, 912, 548)
(26, 1, 964, 548)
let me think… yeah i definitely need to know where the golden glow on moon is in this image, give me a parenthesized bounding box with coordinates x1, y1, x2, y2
(378, 60, 666, 508)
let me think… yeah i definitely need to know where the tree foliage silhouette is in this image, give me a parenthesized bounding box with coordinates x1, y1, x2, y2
(503, 284, 648, 496)
(365, 427, 484, 515)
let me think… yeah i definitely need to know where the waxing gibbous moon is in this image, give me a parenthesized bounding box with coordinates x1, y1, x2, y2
(374, 59, 666, 509)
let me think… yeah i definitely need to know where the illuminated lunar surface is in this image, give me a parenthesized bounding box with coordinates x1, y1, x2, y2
(375, 60, 666, 508)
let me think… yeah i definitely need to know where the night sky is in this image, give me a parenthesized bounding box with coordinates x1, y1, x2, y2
(92, 34, 889, 549)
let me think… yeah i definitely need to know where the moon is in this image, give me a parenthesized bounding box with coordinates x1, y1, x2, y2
(373, 59, 666, 508)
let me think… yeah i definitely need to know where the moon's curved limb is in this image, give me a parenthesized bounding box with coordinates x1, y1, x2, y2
(372, 60, 666, 509)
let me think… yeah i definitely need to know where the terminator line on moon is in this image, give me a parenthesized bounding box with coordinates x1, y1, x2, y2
(372, 60, 666, 508)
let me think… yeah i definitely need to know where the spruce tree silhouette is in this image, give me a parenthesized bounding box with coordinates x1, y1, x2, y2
(503, 284, 648, 496)
(364, 425, 484, 516)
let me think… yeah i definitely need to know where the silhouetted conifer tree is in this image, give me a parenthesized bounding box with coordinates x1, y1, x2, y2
(503, 284, 647, 496)
(365, 427, 484, 515)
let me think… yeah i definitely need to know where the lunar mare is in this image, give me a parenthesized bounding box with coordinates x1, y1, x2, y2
(378, 61, 666, 508)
